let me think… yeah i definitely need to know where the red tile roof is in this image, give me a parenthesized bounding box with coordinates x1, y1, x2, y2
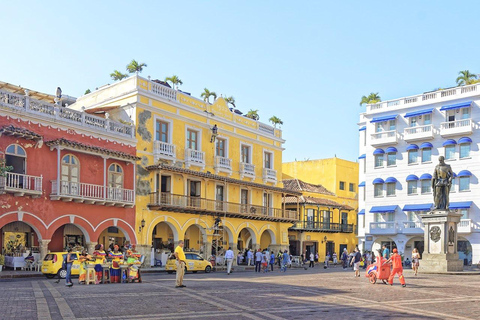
(282, 179, 335, 196)
(284, 195, 353, 210)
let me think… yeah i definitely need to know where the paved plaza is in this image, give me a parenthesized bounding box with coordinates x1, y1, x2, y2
(0, 267, 479, 320)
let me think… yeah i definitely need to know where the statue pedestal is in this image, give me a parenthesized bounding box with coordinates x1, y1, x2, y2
(420, 210, 463, 272)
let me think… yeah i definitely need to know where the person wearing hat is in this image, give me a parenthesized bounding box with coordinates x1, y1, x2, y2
(384, 248, 406, 287)
(109, 245, 123, 283)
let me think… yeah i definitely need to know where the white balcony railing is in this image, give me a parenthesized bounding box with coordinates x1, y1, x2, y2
(51, 180, 134, 206)
(263, 168, 277, 183)
(0, 172, 43, 196)
(185, 148, 205, 167)
(0, 89, 134, 138)
(370, 130, 397, 146)
(458, 219, 472, 233)
(149, 81, 177, 100)
(240, 162, 255, 178)
(440, 119, 472, 137)
(214, 156, 232, 173)
(369, 222, 398, 235)
(153, 140, 176, 161)
(402, 221, 424, 234)
(404, 124, 434, 141)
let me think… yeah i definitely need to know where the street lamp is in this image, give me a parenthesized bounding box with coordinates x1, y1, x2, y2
(139, 219, 146, 232)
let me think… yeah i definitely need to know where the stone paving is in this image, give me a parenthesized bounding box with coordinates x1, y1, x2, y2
(0, 266, 478, 320)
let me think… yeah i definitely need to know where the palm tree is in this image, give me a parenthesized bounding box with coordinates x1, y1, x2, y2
(126, 59, 147, 74)
(225, 96, 236, 108)
(84, 89, 91, 95)
(110, 70, 128, 81)
(359, 92, 381, 106)
(456, 70, 478, 86)
(246, 109, 260, 120)
(201, 88, 217, 103)
(269, 116, 283, 127)
(165, 75, 183, 90)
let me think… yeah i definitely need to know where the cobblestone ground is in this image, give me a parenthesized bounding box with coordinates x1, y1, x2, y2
(0, 267, 479, 320)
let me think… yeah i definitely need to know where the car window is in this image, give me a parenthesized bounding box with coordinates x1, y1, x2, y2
(192, 254, 202, 260)
(44, 254, 55, 261)
(185, 254, 193, 260)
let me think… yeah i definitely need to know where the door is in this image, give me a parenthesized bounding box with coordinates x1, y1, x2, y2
(61, 155, 79, 195)
(188, 180, 201, 207)
(240, 189, 248, 213)
(215, 185, 224, 211)
(325, 242, 335, 259)
(5, 144, 26, 188)
(339, 244, 347, 255)
(341, 212, 348, 232)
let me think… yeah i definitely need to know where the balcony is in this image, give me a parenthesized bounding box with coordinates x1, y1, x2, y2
(240, 162, 255, 179)
(153, 140, 176, 162)
(458, 219, 472, 233)
(440, 119, 472, 137)
(401, 221, 424, 235)
(50, 180, 134, 207)
(369, 222, 398, 235)
(370, 130, 397, 146)
(290, 221, 354, 233)
(185, 148, 205, 169)
(263, 168, 277, 184)
(148, 192, 297, 222)
(404, 125, 434, 142)
(0, 172, 42, 197)
(214, 156, 232, 175)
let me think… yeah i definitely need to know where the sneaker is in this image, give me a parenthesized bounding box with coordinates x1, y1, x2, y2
(180, 285, 186, 287)
(402, 284, 406, 287)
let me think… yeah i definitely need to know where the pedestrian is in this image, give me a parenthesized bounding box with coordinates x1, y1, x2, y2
(65, 248, 74, 287)
(262, 251, 269, 273)
(351, 248, 361, 277)
(332, 252, 338, 267)
(366, 251, 372, 266)
(277, 250, 282, 267)
(309, 252, 315, 268)
(412, 248, 420, 276)
(270, 251, 275, 272)
(281, 250, 289, 272)
(302, 252, 306, 264)
(255, 249, 262, 272)
(225, 247, 234, 275)
(341, 248, 348, 270)
(247, 249, 253, 266)
(384, 248, 406, 287)
(382, 245, 390, 259)
(315, 252, 319, 262)
(174, 240, 186, 288)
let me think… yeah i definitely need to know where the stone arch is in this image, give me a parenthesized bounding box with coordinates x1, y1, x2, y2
(0, 211, 46, 240)
(258, 225, 277, 245)
(45, 215, 95, 242)
(259, 229, 277, 247)
(94, 219, 137, 244)
(236, 225, 258, 250)
(146, 215, 181, 245)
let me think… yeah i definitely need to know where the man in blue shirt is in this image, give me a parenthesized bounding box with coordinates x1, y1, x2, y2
(382, 245, 390, 259)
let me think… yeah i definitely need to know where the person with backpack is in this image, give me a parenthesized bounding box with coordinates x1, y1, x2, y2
(65, 248, 74, 287)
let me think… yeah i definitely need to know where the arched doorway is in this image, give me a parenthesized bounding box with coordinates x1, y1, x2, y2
(1, 221, 40, 255)
(371, 238, 397, 257)
(184, 225, 206, 254)
(260, 230, 273, 250)
(49, 223, 89, 252)
(405, 237, 424, 260)
(237, 228, 256, 251)
(458, 237, 472, 266)
(97, 226, 127, 251)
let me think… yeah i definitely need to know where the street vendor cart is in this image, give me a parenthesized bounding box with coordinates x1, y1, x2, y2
(365, 257, 390, 284)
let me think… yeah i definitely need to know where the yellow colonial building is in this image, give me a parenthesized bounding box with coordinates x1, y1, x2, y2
(71, 75, 300, 266)
(282, 158, 359, 260)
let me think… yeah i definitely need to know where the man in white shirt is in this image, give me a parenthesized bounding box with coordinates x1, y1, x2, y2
(225, 247, 234, 274)
(247, 249, 253, 266)
(309, 252, 315, 268)
(255, 249, 263, 272)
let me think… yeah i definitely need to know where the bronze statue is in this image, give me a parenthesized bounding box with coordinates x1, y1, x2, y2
(432, 156, 453, 210)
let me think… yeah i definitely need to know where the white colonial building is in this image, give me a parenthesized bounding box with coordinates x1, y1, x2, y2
(358, 84, 480, 265)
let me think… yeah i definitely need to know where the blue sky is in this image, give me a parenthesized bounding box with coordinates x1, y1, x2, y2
(1, 1, 478, 162)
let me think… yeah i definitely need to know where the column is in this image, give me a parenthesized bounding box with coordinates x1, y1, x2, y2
(204, 241, 212, 259)
(86, 242, 98, 254)
(39, 240, 51, 261)
(136, 244, 152, 267)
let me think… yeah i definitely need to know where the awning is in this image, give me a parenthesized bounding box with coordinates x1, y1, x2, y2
(420, 142, 433, 149)
(440, 101, 472, 111)
(402, 203, 432, 212)
(373, 148, 385, 155)
(406, 144, 419, 151)
(406, 174, 419, 181)
(449, 201, 472, 209)
(371, 115, 398, 123)
(458, 137, 472, 144)
(385, 177, 397, 183)
(359, 126, 366, 131)
(358, 154, 366, 160)
(385, 147, 398, 153)
(404, 108, 434, 118)
(453, 172, 457, 177)
(457, 170, 472, 177)
(359, 181, 365, 187)
(372, 178, 385, 184)
(358, 209, 365, 215)
(370, 205, 397, 213)
(420, 173, 432, 180)
(442, 139, 457, 146)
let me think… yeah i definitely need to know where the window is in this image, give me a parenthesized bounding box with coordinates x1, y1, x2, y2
(322, 210, 332, 228)
(188, 180, 201, 207)
(216, 185, 225, 210)
(108, 163, 123, 188)
(187, 129, 198, 150)
(460, 209, 468, 220)
(374, 213, 382, 222)
(61, 155, 79, 183)
(5, 144, 26, 175)
(459, 177, 470, 191)
(409, 117, 417, 127)
(408, 150, 418, 164)
(306, 209, 314, 227)
(387, 152, 396, 166)
(407, 212, 417, 222)
(459, 143, 470, 159)
(349, 183, 355, 192)
(264, 152, 272, 169)
(339, 181, 345, 190)
(216, 138, 226, 157)
(241, 145, 250, 163)
(240, 189, 249, 213)
(389, 120, 396, 131)
(374, 154, 384, 168)
(462, 107, 470, 119)
(386, 212, 395, 222)
(386, 183, 395, 196)
(155, 120, 169, 142)
(156, 174, 171, 193)
(423, 114, 432, 125)
(421, 180, 431, 194)
(374, 184, 383, 197)
(407, 181, 417, 195)
(450, 178, 456, 193)
(422, 148, 432, 163)
(445, 145, 455, 160)
(263, 193, 273, 216)
(375, 123, 383, 133)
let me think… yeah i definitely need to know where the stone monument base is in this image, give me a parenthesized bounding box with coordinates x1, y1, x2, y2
(420, 253, 464, 272)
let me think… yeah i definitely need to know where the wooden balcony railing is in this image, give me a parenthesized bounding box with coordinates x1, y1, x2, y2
(290, 221, 354, 233)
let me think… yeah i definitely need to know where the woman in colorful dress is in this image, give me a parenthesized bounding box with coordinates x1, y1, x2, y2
(78, 250, 92, 284)
(92, 244, 106, 284)
(109, 245, 123, 283)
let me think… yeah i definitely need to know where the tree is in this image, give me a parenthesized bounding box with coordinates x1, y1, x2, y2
(200, 88, 217, 103)
(246, 109, 260, 120)
(269, 116, 283, 127)
(456, 70, 478, 86)
(359, 92, 381, 106)
(110, 70, 128, 81)
(0, 158, 13, 177)
(84, 89, 91, 95)
(126, 59, 147, 74)
(165, 75, 183, 90)
(225, 96, 236, 108)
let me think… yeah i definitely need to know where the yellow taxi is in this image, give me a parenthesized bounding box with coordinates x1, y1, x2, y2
(42, 252, 81, 279)
(165, 252, 212, 274)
